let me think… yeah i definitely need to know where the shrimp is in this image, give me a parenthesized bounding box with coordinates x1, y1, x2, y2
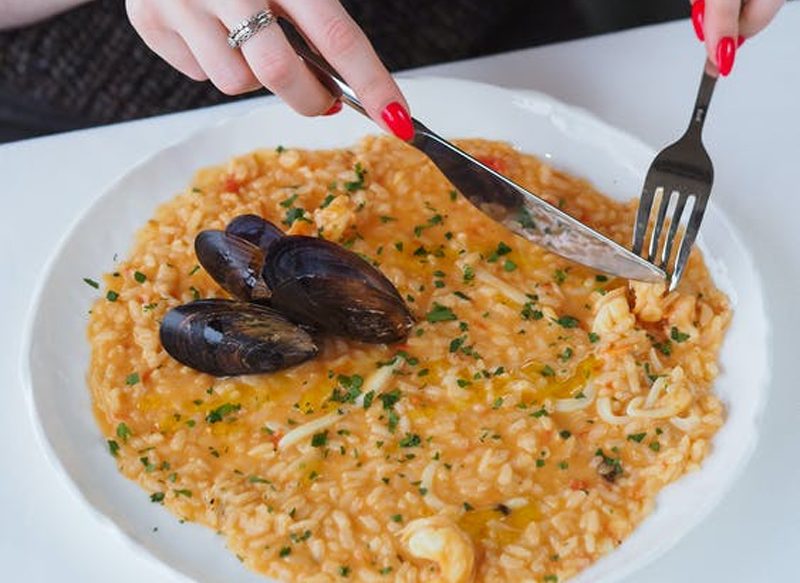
(399, 516, 476, 583)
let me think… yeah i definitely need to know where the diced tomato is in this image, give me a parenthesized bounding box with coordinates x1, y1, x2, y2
(224, 176, 241, 193)
(477, 156, 507, 174)
(267, 431, 284, 448)
(570, 479, 589, 491)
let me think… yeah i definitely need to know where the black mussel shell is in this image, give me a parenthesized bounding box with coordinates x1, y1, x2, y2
(195, 230, 269, 302)
(226, 214, 285, 254)
(262, 236, 415, 344)
(159, 299, 318, 376)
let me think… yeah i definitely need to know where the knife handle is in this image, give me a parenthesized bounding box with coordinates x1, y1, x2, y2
(278, 18, 369, 117)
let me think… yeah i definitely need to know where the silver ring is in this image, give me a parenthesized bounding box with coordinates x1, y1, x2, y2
(227, 8, 274, 49)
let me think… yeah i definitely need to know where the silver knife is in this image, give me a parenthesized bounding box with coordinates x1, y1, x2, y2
(280, 19, 665, 283)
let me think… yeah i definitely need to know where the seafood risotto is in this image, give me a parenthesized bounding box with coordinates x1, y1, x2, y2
(87, 136, 731, 582)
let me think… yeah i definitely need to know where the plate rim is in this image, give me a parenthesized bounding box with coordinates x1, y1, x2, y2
(19, 75, 771, 583)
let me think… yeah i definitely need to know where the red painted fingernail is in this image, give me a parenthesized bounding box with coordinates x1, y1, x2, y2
(323, 100, 342, 116)
(381, 102, 414, 141)
(691, 0, 705, 42)
(737, 35, 746, 47)
(717, 36, 736, 76)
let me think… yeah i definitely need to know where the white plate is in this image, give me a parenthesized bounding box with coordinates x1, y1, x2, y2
(22, 77, 769, 583)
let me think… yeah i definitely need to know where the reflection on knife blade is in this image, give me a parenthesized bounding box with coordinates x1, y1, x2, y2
(411, 126, 666, 283)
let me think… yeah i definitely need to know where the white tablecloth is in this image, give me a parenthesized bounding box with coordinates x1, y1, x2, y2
(2, 6, 798, 581)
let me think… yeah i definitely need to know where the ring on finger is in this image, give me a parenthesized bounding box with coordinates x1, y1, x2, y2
(227, 8, 275, 49)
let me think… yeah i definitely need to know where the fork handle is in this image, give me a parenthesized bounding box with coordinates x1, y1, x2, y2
(687, 64, 717, 138)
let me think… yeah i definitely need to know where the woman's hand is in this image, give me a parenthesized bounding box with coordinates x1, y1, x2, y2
(125, 0, 413, 139)
(690, 0, 784, 76)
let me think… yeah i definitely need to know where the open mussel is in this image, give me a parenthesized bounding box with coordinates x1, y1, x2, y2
(195, 230, 270, 302)
(226, 214, 285, 254)
(159, 299, 318, 376)
(262, 236, 415, 344)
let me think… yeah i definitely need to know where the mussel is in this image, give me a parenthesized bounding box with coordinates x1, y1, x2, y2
(159, 299, 318, 376)
(262, 236, 415, 343)
(195, 230, 270, 302)
(225, 214, 285, 254)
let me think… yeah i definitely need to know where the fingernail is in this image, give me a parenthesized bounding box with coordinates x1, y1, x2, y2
(717, 36, 736, 76)
(737, 35, 746, 48)
(381, 102, 414, 141)
(691, 0, 705, 42)
(323, 100, 342, 116)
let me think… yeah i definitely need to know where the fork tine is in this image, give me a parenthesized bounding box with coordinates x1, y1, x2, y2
(669, 195, 708, 291)
(647, 188, 673, 263)
(632, 176, 660, 255)
(660, 193, 689, 269)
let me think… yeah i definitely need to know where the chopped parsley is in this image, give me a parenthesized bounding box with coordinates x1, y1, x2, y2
(559, 347, 574, 361)
(627, 432, 647, 443)
(654, 339, 673, 356)
(338, 566, 350, 577)
(559, 430, 572, 439)
(595, 448, 623, 483)
(133, 271, 147, 283)
(125, 372, 140, 386)
(106, 290, 119, 302)
(540, 365, 556, 377)
(521, 302, 543, 320)
(387, 410, 399, 433)
(554, 269, 567, 284)
(391, 514, 403, 523)
(413, 213, 444, 236)
(107, 440, 120, 457)
(150, 492, 165, 503)
(83, 277, 99, 289)
(280, 193, 299, 208)
(503, 259, 517, 272)
(399, 433, 421, 448)
(283, 206, 311, 227)
(449, 335, 466, 353)
(311, 431, 329, 448)
(670, 327, 690, 343)
(330, 374, 364, 404)
(555, 315, 580, 329)
(463, 265, 475, 282)
(649, 441, 661, 452)
(173, 488, 192, 497)
(487, 241, 512, 263)
(588, 332, 600, 343)
(279, 546, 291, 558)
(363, 390, 375, 409)
(344, 163, 367, 192)
(116, 422, 132, 441)
(425, 303, 457, 323)
(319, 193, 336, 209)
(205, 403, 241, 424)
(378, 389, 401, 410)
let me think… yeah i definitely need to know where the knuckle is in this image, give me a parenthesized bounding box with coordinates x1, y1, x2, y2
(322, 15, 360, 57)
(213, 69, 255, 95)
(126, 0, 157, 30)
(257, 52, 296, 91)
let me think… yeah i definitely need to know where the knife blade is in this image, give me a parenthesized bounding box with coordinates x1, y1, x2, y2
(280, 18, 666, 283)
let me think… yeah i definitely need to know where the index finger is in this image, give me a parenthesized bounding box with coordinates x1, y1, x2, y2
(275, 0, 412, 138)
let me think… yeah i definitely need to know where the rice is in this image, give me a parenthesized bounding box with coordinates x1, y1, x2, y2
(87, 136, 731, 582)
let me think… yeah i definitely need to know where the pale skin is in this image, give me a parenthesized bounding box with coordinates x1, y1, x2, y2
(0, 0, 785, 129)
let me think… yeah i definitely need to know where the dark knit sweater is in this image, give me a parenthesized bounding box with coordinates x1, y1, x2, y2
(0, 0, 683, 142)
